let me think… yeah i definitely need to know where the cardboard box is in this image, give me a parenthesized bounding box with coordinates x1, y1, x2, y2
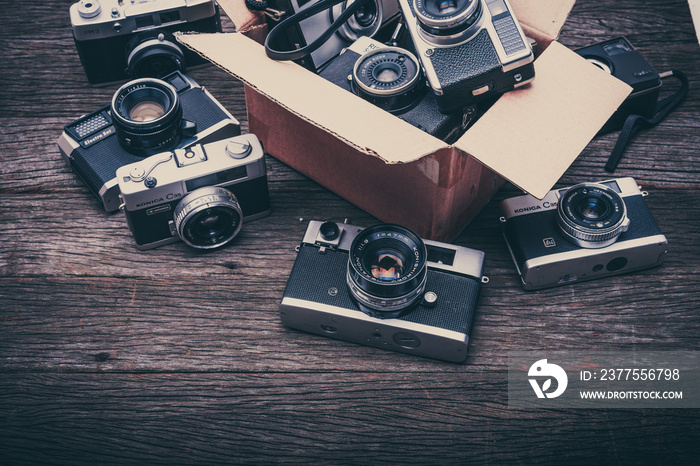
(179, 0, 632, 241)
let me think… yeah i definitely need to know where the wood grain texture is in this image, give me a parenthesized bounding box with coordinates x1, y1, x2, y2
(1, 0, 699, 463)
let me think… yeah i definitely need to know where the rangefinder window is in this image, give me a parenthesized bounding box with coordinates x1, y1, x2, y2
(185, 166, 248, 192)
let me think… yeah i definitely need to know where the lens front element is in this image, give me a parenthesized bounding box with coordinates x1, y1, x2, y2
(557, 183, 630, 249)
(173, 186, 243, 250)
(347, 224, 428, 318)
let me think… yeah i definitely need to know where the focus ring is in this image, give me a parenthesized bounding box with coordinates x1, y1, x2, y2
(174, 187, 243, 250)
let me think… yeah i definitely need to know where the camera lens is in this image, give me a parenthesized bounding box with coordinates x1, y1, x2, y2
(413, 0, 481, 38)
(330, 0, 382, 42)
(127, 32, 185, 80)
(557, 183, 630, 249)
(111, 77, 185, 157)
(347, 224, 428, 318)
(352, 46, 424, 114)
(173, 187, 243, 250)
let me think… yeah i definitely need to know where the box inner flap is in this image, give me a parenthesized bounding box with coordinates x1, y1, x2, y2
(179, 32, 446, 164)
(455, 41, 632, 199)
(509, 0, 576, 43)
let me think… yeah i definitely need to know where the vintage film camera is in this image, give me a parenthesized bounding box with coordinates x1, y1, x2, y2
(499, 177, 668, 290)
(70, 0, 221, 84)
(265, 0, 401, 72)
(397, 0, 534, 113)
(117, 134, 271, 250)
(280, 220, 487, 362)
(319, 36, 475, 142)
(575, 37, 663, 134)
(57, 71, 239, 212)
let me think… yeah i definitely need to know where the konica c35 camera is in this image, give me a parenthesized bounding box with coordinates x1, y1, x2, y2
(57, 71, 239, 212)
(117, 134, 271, 250)
(280, 220, 487, 362)
(266, 0, 401, 72)
(500, 177, 668, 290)
(70, 0, 221, 84)
(319, 36, 475, 142)
(398, 0, 534, 112)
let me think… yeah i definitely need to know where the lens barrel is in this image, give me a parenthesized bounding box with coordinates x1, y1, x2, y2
(111, 77, 186, 157)
(556, 183, 630, 249)
(347, 224, 428, 318)
(331, 0, 383, 42)
(127, 32, 186, 80)
(173, 186, 243, 250)
(412, 0, 481, 37)
(351, 46, 424, 114)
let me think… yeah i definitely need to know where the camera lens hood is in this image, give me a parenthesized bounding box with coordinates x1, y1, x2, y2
(173, 186, 243, 250)
(557, 182, 630, 249)
(111, 77, 186, 157)
(346, 224, 428, 318)
(351, 46, 425, 114)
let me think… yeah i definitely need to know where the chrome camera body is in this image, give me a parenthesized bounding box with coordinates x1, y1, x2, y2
(70, 0, 221, 84)
(267, 0, 401, 72)
(280, 220, 487, 363)
(398, 0, 534, 112)
(57, 71, 239, 212)
(117, 134, 271, 250)
(500, 177, 668, 290)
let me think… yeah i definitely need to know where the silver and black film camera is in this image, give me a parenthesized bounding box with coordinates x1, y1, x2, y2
(117, 134, 270, 250)
(266, 0, 401, 72)
(575, 37, 663, 134)
(398, 0, 534, 112)
(500, 177, 668, 290)
(70, 0, 221, 84)
(280, 220, 487, 362)
(57, 71, 239, 212)
(319, 36, 475, 142)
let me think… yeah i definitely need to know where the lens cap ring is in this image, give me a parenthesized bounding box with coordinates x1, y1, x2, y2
(173, 186, 243, 250)
(557, 182, 630, 249)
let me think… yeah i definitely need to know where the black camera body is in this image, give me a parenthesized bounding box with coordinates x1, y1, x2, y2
(398, 0, 534, 113)
(280, 220, 486, 363)
(70, 0, 221, 84)
(575, 37, 662, 134)
(117, 134, 271, 250)
(266, 0, 401, 72)
(57, 71, 239, 212)
(319, 36, 475, 142)
(500, 177, 668, 290)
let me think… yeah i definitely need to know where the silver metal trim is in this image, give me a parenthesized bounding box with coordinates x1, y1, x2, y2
(126, 36, 184, 70)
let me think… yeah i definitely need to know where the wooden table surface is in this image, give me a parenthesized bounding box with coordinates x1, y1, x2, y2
(1, 0, 699, 463)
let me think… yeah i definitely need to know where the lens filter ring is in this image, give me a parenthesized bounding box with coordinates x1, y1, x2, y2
(413, 0, 481, 35)
(352, 46, 424, 114)
(556, 182, 630, 249)
(173, 186, 243, 250)
(111, 77, 183, 156)
(347, 224, 428, 318)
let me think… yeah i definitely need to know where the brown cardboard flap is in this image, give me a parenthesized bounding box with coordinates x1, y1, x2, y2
(179, 32, 445, 164)
(509, 0, 576, 48)
(455, 42, 632, 200)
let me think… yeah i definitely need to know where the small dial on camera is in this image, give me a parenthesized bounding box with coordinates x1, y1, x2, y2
(57, 71, 240, 212)
(500, 177, 668, 290)
(279, 220, 487, 362)
(117, 134, 271, 251)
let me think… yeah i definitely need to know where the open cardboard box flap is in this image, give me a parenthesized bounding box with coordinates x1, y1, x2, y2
(179, 0, 632, 199)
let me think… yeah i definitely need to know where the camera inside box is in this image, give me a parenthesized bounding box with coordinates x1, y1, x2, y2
(179, 0, 633, 241)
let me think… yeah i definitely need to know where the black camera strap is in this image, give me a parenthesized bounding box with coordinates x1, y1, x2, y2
(264, 0, 373, 61)
(606, 70, 689, 173)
